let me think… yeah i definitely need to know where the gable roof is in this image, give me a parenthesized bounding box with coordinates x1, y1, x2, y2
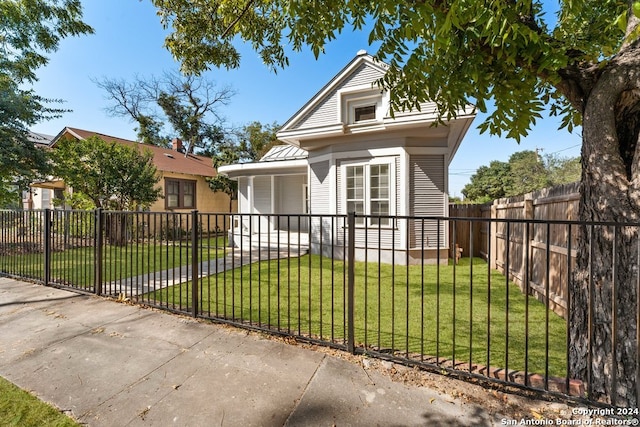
(277, 50, 475, 151)
(279, 50, 389, 134)
(51, 127, 217, 178)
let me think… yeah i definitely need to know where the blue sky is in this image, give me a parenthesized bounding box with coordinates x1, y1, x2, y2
(30, 0, 582, 197)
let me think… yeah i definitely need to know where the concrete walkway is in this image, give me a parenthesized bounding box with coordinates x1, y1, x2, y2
(0, 276, 535, 426)
(107, 246, 307, 297)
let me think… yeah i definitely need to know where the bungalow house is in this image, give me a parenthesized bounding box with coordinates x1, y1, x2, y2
(26, 127, 233, 230)
(219, 51, 475, 264)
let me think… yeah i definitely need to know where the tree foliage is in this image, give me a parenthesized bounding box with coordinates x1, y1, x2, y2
(207, 121, 280, 210)
(152, 0, 628, 138)
(507, 150, 552, 196)
(461, 160, 512, 203)
(462, 150, 580, 203)
(51, 136, 162, 211)
(96, 72, 234, 153)
(0, 0, 93, 205)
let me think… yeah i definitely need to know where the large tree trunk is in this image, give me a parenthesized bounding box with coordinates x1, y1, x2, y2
(570, 44, 640, 406)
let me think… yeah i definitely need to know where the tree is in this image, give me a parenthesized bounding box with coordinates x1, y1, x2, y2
(0, 0, 93, 205)
(506, 150, 551, 196)
(51, 136, 162, 211)
(152, 0, 640, 405)
(462, 161, 512, 203)
(546, 154, 581, 185)
(462, 150, 580, 202)
(96, 72, 234, 153)
(207, 121, 280, 211)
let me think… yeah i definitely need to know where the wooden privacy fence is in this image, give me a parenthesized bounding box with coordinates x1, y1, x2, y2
(450, 182, 580, 318)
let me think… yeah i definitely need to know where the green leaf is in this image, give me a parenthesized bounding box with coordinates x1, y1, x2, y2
(614, 12, 627, 33)
(634, 2, 640, 18)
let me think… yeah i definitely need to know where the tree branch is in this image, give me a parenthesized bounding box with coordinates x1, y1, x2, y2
(220, 0, 256, 38)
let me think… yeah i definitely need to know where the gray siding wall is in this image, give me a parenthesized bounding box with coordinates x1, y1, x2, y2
(309, 160, 331, 244)
(309, 161, 330, 215)
(393, 101, 438, 118)
(409, 154, 446, 248)
(294, 94, 338, 130)
(341, 63, 384, 88)
(292, 63, 386, 130)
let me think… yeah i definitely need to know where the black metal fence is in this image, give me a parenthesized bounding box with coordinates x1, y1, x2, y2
(1, 208, 638, 407)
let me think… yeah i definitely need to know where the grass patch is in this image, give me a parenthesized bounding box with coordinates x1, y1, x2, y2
(0, 237, 227, 288)
(0, 376, 78, 427)
(151, 256, 567, 378)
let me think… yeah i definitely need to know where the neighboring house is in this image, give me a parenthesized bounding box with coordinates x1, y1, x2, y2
(219, 51, 476, 264)
(27, 127, 233, 224)
(21, 132, 56, 210)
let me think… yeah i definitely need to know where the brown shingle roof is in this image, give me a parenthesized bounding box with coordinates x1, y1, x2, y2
(52, 127, 217, 178)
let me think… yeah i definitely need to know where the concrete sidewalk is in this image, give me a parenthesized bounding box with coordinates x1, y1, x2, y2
(0, 276, 508, 426)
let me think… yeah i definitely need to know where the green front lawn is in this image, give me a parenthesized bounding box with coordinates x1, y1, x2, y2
(151, 256, 567, 378)
(0, 237, 227, 288)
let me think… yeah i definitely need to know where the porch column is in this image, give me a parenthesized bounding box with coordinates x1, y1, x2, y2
(248, 176, 254, 232)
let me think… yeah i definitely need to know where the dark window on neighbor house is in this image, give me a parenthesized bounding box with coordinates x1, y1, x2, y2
(354, 105, 376, 122)
(165, 178, 196, 209)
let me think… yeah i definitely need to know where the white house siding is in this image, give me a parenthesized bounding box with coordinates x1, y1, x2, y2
(32, 188, 52, 210)
(309, 160, 332, 248)
(309, 161, 330, 214)
(292, 94, 338, 130)
(393, 101, 439, 119)
(238, 178, 249, 213)
(291, 63, 386, 131)
(253, 177, 273, 232)
(409, 155, 446, 248)
(235, 178, 250, 232)
(276, 175, 308, 232)
(341, 62, 385, 89)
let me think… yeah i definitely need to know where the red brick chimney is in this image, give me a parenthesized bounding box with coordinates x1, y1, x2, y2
(172, 138, 183, 152)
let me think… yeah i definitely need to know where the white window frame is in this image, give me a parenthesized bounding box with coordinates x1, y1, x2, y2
(348, 97, 381, 124)
(338, 86, 386, 125)
(341, 157, 396, 227)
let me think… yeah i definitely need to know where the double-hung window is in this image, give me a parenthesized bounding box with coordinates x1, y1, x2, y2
(346, 165, 366, 225)
(165, 178, 196, 209)
(344, 161, 392, 226)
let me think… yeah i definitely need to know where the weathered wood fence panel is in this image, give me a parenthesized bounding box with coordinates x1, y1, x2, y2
(448, 204, 485, 258)
(450, 182, 580, 318)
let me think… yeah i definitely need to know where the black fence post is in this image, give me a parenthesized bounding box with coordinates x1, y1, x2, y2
(95, 208, 103, 296)
(191, 210, 199, 318)
(43, 209, 51, 287)
(347, 211, 356, 354)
